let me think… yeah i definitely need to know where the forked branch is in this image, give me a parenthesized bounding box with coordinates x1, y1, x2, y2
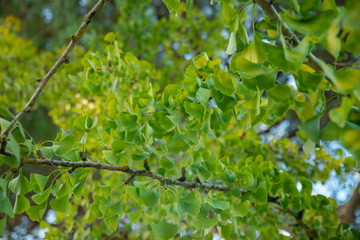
(0, 0, 106, 143)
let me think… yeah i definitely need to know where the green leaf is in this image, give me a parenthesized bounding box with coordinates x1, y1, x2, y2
(32, 187, 51, 204)
(253, 184, 267, 205)
(261, 42, 302, 72)
(0, 216, 6, 237)
(140, 188, 160, 207)
(31, 174, 49, 192)
(163, 0, 180, 13)
(319, 61, 360, 93)
(184, 102, 205, 121)
(193, 52, 209, 69)
(197, 88, 211, 107)
(39, 146, 55, 159)
(151, 221, 179, 240)
(14, 194, 30, 214)
(280, 10, 337, 36)
(214, 69, 238, 96)
(9, 171, 33, 195)
(5, 135, 20, 167)
(319, 19, 341, 58)
(230, 54, 277, 79)
(232, 200, 249, 217)
(73, 116, 97, 131)
(0, 197, 14, 217)
(105, 215, 119, 232)
(167, 132, 191, 154)
(27, 202, 46, 222)
(73, 179, 86, 198)
(50, 194, 70, 214)
(329, 97, 353, 128)
(192, 216, 217, 229)
(178, 192, 201, 216)
(120, 112, 138, 131)
(340, 125, 360, 167)
(298, 116, 320, 144)
(197, 165, 211, 182)
(303, 139, 316, 154)
(104, 32, 115, 43)
(128, 209, 142, 224)
(54, 133, 76, 156)
(111, 139, 131, 153)
(160, 156, 175, 169)
(281, 173, 299, 197)
(209, 200, 230, 210)
(203, 151, 217, 172)
(225, 32, 236, 55)
(296, 70, 324, 92)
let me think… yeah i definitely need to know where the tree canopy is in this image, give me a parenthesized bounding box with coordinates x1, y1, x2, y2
(1, 0, 360, 239)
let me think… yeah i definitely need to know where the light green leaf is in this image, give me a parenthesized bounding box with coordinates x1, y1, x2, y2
(32, 187, 51, 205)
(0, 197, 14, 217)
(104, 32, 115, 43)
(329, 97, 353, 128)
(9, 171, 33, 195)
(31, 174, 49, 192)
(119, 112, 138, 131)
(196, 88, 211, 107)
(73, 179, 86, 198)
(140, 188, 160, 207)
(209, 200, 230, 210)
(128, 209, 142, 224)
(167, 132, 191, 154)
(105, 215, 119, 232)
(5, 135, 20, 167)
(151, 221, 179, 240)
(253, 185, 267, 205)
(14, 194, 30, 214)
(298, 116, 320, 144)
(214, 69, 238, 96)
(225, 32, 236, 55)
(184, 102, 205, 121)
(296, 70, 324, 92)
(27, 202, 46, 222)
(230, 54, 277, 79)
(0, 216, 6, 237)
(197, 165, 211, 182)
(160, 156, 175, 169)
(111, 139, 131, 153)
(178, 192, 201, 216)
(232, 200, 249, 217)
(54, 133, 76, 156)
(50, 194, 70, 214)
(303, 139, 316, 154)
(281, 173, 299, 197)
(163, 0, 180, 13)
(192, 216, 217, 229)
(73, 116, 97, 131)
(280, 10, 337, 36)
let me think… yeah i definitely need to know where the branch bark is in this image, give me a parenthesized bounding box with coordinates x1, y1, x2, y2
(0, 0, 106, 143)
(21, 157, 232, 192)
(337, 183, 360, 224)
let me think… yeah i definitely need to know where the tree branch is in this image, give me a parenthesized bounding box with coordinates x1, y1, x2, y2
(21, 157, 232, 192)
(2, 149, 318, 237)
(336, 183, 360, 224)
(0, 0, 106, 143)
(253, 0, 322, 73)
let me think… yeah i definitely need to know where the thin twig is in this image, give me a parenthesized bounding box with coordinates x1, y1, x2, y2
(0, 0, 106, 142)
